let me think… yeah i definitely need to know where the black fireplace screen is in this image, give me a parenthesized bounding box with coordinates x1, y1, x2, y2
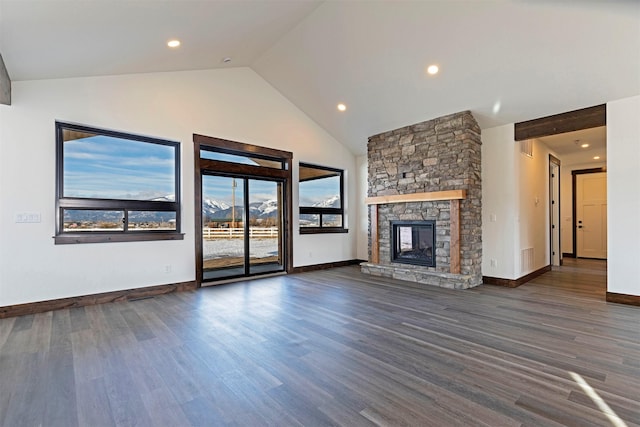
(391, 220, 436, 267)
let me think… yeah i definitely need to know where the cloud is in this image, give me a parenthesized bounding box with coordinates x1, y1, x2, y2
(63, 134, 176, 200)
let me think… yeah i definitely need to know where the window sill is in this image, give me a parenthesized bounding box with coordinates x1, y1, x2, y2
(54, 232, 185, 245)
(299, 228, 349, 235)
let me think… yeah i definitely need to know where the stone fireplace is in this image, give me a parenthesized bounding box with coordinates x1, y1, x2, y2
(361, 111, 482, 289)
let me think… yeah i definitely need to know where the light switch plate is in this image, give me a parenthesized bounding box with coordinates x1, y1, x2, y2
(15, 212, 42, 223)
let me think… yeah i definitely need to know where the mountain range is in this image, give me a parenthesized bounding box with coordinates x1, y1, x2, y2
(203, 199, 280, 221)
(203, 196, 339, 221)
(63, 195, 339, 223)
(309, 195, 340, 209)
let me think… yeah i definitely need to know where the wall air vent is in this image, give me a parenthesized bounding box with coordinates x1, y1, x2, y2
(520, 139, 534, 158)
(521, 247, 534, 273)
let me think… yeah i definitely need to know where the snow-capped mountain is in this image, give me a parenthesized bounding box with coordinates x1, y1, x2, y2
(203, 199, 230, 216)
(63, 210, 175, 223)
(255, 199, 279, 216)
(152, 194, 175, 202)
(202, 195, 338, 221)
(203, 198, 277, 220)
(312, 195, 340, 208)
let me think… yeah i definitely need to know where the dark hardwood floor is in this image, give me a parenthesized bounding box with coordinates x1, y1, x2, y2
(1, 259, 638, 426)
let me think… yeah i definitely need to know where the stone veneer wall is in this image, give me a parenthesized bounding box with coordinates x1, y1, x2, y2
(361, 111, 482, 289)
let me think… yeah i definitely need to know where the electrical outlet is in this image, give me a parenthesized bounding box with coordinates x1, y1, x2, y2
(164, 265, 172, 273)
(490, 259, 497, 268)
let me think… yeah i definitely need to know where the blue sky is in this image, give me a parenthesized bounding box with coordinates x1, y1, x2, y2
(200, 150, 259, 166)
(299, 176, 339, 206)
(64, 135, 175, 200)
(64, 135, 337, 205)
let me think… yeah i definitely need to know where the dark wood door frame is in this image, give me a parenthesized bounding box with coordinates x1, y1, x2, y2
(549, 154, 561, 266)
(193, 134, 293, 286)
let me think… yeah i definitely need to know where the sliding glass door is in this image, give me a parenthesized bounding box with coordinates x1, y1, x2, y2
(202, 175, 245, 279)
(194, 133, 292, 285)
(247, 179, 283, 275)
(202, 174, 284, 281)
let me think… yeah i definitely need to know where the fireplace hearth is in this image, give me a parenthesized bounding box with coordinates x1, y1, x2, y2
(391, 220, 436, 267)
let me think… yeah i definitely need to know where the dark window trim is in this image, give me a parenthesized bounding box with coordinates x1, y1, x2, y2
(299, 227, 349, 235)
(194, 134, 292, 162)
(299, 162, 347, 234)
(199, 146, 286, 170)
(199, 159, 288, 180)
(55, 232, 184, 245)
(55, 121, 183, 244)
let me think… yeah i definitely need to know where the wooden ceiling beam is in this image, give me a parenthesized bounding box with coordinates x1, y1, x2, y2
(514, 104, 606, 141)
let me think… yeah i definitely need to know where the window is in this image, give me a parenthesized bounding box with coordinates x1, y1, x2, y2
(55, 122, 182, 244)
(299, 163, 347, 233)
(200, 149, 285, 170)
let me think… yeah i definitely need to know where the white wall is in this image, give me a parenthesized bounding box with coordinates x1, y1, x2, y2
(482, 126, 555, 279)
(607, 95, 640, 296)
(559, 161, 606, 255)
(518, 138, 555, 274)
(0, 67, 357, 306)
(481, 124, 519, 279)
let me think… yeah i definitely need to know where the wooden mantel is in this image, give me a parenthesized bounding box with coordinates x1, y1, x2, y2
(366, 190, 467, 274)
(365, 189, 466, 205)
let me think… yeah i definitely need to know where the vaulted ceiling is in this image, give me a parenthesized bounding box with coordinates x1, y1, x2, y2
(1, 0, 638, 156)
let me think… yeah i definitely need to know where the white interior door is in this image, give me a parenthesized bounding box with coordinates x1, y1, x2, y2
(576, 172, 607, 259)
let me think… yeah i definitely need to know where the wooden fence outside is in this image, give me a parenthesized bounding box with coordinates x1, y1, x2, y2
(203, 227, 279, 239)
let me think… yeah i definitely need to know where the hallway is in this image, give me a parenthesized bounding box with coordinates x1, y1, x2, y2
(528, 258, 607, 301)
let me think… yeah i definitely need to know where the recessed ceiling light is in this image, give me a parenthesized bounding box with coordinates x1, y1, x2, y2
(337, 103, 347, 112)
(581, 143, 590, 148)
(167, 39, 181, 48)
(427, 65, 439, 75)
(593, 156, 601, 160)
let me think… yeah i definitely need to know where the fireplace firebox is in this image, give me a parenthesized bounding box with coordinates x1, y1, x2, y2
(391, 220, 436, 267)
